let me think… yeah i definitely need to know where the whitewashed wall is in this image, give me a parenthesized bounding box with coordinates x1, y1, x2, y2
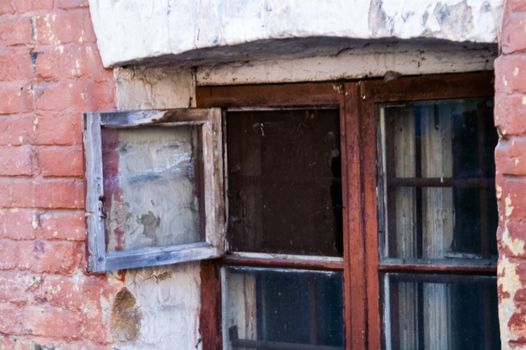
(89, 0, 503, 67)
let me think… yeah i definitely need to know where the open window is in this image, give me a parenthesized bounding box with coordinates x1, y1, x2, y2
(83, 109, 224, 272)
(83, 72, 499, 349)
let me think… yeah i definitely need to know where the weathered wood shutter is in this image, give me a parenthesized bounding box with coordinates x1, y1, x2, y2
(83, 109, 224, 272)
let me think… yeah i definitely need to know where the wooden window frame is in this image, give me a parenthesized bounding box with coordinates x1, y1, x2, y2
(196, 71, 496, 350)
(83, 109, 224, 272)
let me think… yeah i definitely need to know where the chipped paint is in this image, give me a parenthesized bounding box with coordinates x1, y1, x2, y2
(502, 225, 526, 256)
(112, 65, 202, 350)
(499, 256, 523, 345)
(505, 194, 514, 217)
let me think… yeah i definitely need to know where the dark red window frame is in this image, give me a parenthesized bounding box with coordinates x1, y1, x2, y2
(196, 71, 495, 350)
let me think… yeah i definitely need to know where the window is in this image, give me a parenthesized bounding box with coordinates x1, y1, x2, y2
(84, 72, 499, 349)
(83, 109, 224, 271)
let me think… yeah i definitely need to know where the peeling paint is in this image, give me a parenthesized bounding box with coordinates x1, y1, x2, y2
(502, 225, 526, 256)
(499, 256, 522, 344)
(506, 194, 514, 217)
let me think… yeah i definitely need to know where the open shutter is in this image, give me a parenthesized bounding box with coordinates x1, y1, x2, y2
(83, 109, 224, 272)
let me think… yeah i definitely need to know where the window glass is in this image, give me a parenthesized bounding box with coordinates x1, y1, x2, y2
(382, 273, 500, 350)
(377, 99, 498, 260)
(101, 126, 204, 251)
(223, 267, 344, 349)
(226, 109, 343, 256)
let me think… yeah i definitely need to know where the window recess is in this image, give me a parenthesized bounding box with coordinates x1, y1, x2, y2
(83, 109, 224, 272)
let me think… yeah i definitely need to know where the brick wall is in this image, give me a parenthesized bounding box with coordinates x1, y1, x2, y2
(0, 1, 119, 348)
(495, 0, 526, 348)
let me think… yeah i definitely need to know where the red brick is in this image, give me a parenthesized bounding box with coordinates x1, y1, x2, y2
(34, 10, 96, 45)
(55, 0, 89, 10)
(0, 145, 33, 176)
(11, 0, 53, 13)
(0, 82, 33, 115)
(37, 146, 83, 177)
(34, 112, 82, 145)
(31, 240, 83, 273)
(36, 44, 110, 81)
(0, 335, 35, 350)
(509, 0, 526, 13)
(0, 3, 15, 16)
(498, 177, 526, 225)
(34, 81, 86, 111)
(39, 211, 85, 241)
(35, 79, 115, 113)
(0, 240, 33, 270)
(502, 13, 526, 54)
(36, 274, 104, 311)
(0, 271, 40, 303)
(0, 115, 34, 145)
(0, 16, 33, 46)
(0, 179, 84, 209)
(495, 93, 526, 136)
(0, 48, 32, 81)
(0, 303, 24, 334)
(496, 137, 526, 176)
(495, 55, 526, 95)
(25, 305, 82, 339)
(0, 209, 36, 240)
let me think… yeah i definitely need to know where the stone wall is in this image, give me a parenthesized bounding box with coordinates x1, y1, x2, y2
(495, 0, 526, 348)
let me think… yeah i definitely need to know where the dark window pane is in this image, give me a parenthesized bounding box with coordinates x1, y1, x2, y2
(377, 99, 498, 260)
(227, 109, 343, 256)
(223, 267, 344, 349)
(382, 273, 500, 350)
(101, 126, 204, 251)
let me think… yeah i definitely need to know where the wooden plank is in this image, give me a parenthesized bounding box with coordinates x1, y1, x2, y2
(362, 72, 494, 103)
(230, 338, 343, 350)
(200, 260, 223, 350)
(221, 254, 344, 271)
(203, 108, 225, 251)
(343, 83, 367, 350)
(99, 108, 215, 127)
(197, 83, 342, 108)
(360, 84, 382, 350)
(387, 177, 492, 188)
(104, 243, 220, 271)
(378, 261, 497, 274)
(83, 112, 107, 272)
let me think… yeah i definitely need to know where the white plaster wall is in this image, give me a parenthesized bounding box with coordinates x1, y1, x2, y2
(88, 0, 503, 68)
(113, 66, 201, 350)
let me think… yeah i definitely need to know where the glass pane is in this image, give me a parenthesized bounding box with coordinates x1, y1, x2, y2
(382, 273, 500, 350)
(223, 267, 344, 349)
(101, 126, 204, 251)
(377, 99, 498, 260)
(227, 109, 343, 256)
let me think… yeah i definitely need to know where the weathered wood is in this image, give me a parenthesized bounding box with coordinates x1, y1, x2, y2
(84, 112, 107, 272)
(200, 260, 223, 350)
(222, 253, 344, 271)
(378, 259, 497, 274)
(197, 83, 342, 108)
(362, 72, 493, 103)
(343, 83, 367, 350)
(104, 242, 219, 271)
(99, 109, 214, 127)
(230, 338, 343, 350)
(84, 108, 224, 272)
(388, 177, 493, 187)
